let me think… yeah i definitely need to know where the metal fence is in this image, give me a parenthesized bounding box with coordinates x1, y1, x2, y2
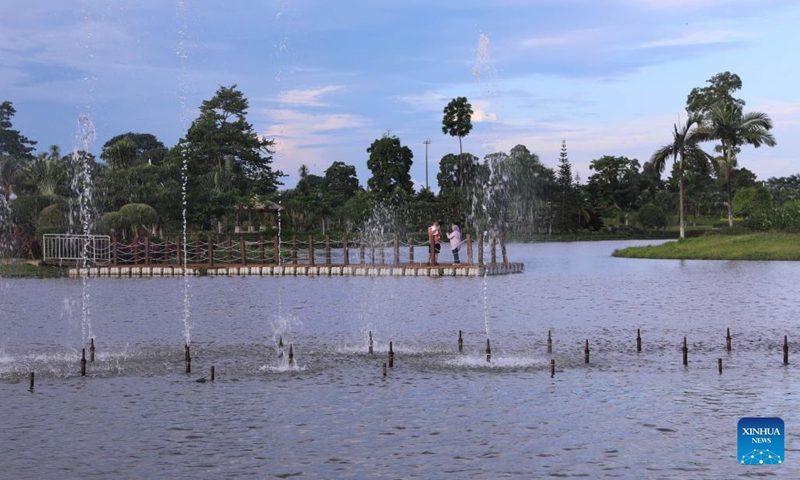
(42, 234, 112, 265)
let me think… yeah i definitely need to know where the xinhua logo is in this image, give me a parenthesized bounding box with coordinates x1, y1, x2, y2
(738, 417, 784, 465)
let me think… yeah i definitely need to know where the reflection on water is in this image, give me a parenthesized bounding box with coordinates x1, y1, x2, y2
(1, 240, 799, 478)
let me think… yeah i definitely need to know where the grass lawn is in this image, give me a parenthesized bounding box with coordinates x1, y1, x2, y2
(612, 232, 800, 261)
(0, 262, 69, 278)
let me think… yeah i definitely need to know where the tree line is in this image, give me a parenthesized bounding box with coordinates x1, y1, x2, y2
(0, 72, 794, 259)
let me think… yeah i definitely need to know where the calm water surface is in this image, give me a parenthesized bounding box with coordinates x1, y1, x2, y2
(1, 240, 798, 479)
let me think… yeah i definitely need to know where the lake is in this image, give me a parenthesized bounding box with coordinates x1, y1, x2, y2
(1, 240, 798, 478)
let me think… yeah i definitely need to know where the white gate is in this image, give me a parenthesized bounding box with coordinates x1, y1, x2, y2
(42, 234, 112, 265)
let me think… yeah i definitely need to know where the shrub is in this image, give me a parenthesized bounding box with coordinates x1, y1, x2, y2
(119, 203, 159, 237)
(733, 187, 771, 218)
(637, 205, 667, 230)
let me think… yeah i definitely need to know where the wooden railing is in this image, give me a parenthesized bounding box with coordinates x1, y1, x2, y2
(106, 233, 510, 267)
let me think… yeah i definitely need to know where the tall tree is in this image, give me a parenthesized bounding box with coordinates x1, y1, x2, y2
(177, 85, 283, 229)
(99, 133, 170, 212)
(0, 101, 37, 199)
(0, 101, 37, 160)
(686, 72, 745, 125)
(586, 156, 641, 212)
(442, 97, 473, 187)
(366, 134, 414, 200)
(554, 140, 578, 233)
(702, 104, 776, 227)
(650, 114, 711, 239)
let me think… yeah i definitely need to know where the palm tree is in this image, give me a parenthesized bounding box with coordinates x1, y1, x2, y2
(442, 97, 473, 187)
(651, 114, 711, 239)
(703, 104, 776, 227)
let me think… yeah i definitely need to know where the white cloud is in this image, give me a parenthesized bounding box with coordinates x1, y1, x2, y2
(472, 103, 498, 123)
(520, 28, 610, 49)
(642, 30, 747, 48)
(276, 86, 344, 107)
(260, 108, 372, 177)
(620, 0, 754, 9)
(395, 91, 449, 111)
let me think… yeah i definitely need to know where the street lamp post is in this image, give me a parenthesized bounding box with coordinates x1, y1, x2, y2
(423, 139, 431, 190)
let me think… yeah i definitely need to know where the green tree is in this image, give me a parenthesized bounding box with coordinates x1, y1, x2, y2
(702, 104, 776, 227)
(765, 174, 800, 207)
(177, 85, 282, 229)
(366, 134, 414, 199)
(0, 101, 37, 161)
(323, 161, 360, 204)
(118, 203, 160, 238)
(324, 161, 362, 232)
(99, 133, 170, 213)
(651, 114, 711, 238)
(0, 101, 37, 200)
(442, 97, 473, 187)
(732, 186, 771, 219)
(586, 156, 641, 212)
(637, 204, 668, 230)
(686, 72, 745, 125)
(554, 140, 578, 233)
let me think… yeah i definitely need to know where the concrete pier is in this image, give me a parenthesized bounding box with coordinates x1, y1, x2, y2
(69, 262, 524, 278)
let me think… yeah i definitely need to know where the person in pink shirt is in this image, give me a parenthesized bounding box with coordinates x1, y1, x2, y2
(447, 224, 463, 265)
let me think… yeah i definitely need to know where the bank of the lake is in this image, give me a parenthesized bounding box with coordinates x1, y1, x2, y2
(0, 262, 67, 278)
(613, 232, 800, 260)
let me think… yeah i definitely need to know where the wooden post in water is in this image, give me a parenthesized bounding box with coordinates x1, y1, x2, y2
(343, 234, 349, 266)
(682, 337, 688, 366)
(90, 338, 95, 362)
(291, 236, 298, 264)
(278, 335, 284, 348)
(408, 235, 414, 263)
(240, 235, 246, 265)
(207, 238, 214, 267)
(718, 358, 723, 374)
(584, 340, 590, 364)
(29, 372, 34, 391)
(368, 331, 373, 355)
(288, 344, 294, 367)
(550, 359, 555, 378)
(325, 236, 331, 265)
(458, 330, 463, 353)
(185, 343, 191, 373)
(490, 236, 497, 264)
(211, 366, 215, 382)
(112, 236, 119, 265)
(80, 348, 86, 376)
(393, 235, 399, 266)
(501, 235, 507, 265)
(547, 330, 552, 353)
(388, 342, 394, 368)
(258, 235, 264, 263)
(478, 234, 484, 266)
(784, 336, 789, 365)
(359, 235, 365, 265)
(274, 235, 280, 264)
(227, 235, 232, 263)
(308, 235, 315, 265)
(726, 328, 731, 352)
(637, 329, 642, 352)
(382, 362, 387, 378)
(144, 237, 150, 265)
(485, 338, 491, 363)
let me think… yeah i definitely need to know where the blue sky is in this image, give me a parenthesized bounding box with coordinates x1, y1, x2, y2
(2, 1, 799, 190)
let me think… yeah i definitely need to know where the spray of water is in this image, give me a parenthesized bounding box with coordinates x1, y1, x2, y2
(176, 0, 192, 346)
(0, 190, 12, 258)
(71, 114, 97, 349)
